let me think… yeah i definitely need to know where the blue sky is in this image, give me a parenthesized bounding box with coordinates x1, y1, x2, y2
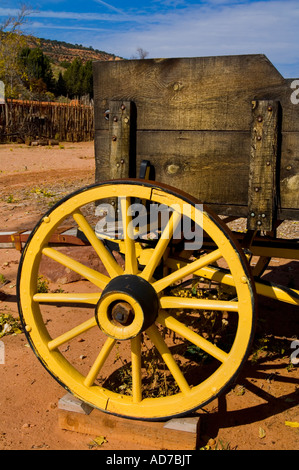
(0, 0, 298, 77)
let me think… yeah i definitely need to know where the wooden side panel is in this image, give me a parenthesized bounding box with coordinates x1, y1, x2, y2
(280, 132, 299, 212)
(94, 55, 285, 132)
(135, 130, 251, 206)
(93, 55, 299, 220)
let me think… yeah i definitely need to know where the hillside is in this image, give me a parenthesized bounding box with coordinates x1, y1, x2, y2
(27, 35, 122, 65)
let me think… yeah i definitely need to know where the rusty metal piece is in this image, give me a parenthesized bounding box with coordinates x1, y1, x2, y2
(10, 231, 27, 251)
(111, 301, 134, 326)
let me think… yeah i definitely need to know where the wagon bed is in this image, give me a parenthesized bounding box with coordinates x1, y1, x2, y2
(93, 54, 299, 228)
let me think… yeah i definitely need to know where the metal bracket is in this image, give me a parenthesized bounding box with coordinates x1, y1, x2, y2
(247, 100, 280, 231)
(108, 100, 132, 180)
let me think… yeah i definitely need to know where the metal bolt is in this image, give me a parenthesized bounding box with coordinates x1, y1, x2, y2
(261, 213, 266, 218)
(113, 116, 118, 122)
(116, 163, 120, 167)
(111, 302, 134, 326)
(120, 159, 125, 164)
(268, 106, 273, 112)
(257, 135, 262, 141)
(266, 161, 271, 166)
(257, 220, 262, 226)
(286, 165, 292, 170)
(121, 104, 126, 110)
(257, 116, 263, 122)
(251, 212, 255, 217)
(112, 136, 117, 141)
(255, 187, 259, 192)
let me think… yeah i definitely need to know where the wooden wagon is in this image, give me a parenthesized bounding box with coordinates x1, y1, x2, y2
(17, 55, 298, 421)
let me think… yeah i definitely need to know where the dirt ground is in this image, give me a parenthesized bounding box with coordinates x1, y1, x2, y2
(0, 141, 298, 451)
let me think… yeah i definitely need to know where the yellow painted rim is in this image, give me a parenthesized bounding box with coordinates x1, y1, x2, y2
(17, 180, 256, 420)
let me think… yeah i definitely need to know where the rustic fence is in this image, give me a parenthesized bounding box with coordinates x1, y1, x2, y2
(0, 99, 94, 143)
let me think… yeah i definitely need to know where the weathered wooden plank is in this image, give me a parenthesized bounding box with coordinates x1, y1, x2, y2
(93, 55, 299, 217)
(58, 408, 200, 450)
(94, 127, 299, 219)
(135, 130, 251, 206)
(247, 100, 279, 231)
(280, 132, 299, 212)
(93, 55, 287, 132)
(95, 129, 250, 205)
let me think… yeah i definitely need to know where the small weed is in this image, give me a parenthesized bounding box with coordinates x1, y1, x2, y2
(215, 439, 235, 450)
(6, 194, 16, 203)
(200, 438, 235, 450)
(37, 275, 49, 293)
(250, 334, 290, 364)
(0, 312, 22, 337)
(52, 286, 64, 293)
(31, 187, 56, 198)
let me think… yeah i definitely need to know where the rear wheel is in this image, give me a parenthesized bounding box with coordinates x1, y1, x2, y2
(17, 180, 256, 420)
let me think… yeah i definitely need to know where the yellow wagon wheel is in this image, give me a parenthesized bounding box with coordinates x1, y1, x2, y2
(17, 180, 256, 420)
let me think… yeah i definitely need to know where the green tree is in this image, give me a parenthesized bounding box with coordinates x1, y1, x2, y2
(0, 5, 32, 98)
(63, 57, 83, 98)
(55, 72, 67, 97)
(19, 47, 55, 95)
(82, 60, 93, 98)
(63, 58, 93, 99)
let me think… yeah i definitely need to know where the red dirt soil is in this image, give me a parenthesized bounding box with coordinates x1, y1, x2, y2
(0, 142, 298, 450)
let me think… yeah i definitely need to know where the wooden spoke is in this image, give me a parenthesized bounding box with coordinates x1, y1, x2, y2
(84, 337, 116, 387)
(160, 296, 239, 312)
(33, 292, 100, 304)
(48, 317, 97, 351)
(131, 335, 142, 403)
(120, 197, 138, 274)
(42, 246, 110, 290)
(141, 210, 181, 282)
(157, 311, 229, 364)
(73, 209, 123, 278)
(146, 325, 191, 394)
(152, 249, 222, 293)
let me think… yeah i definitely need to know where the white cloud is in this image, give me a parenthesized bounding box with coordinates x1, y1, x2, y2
(92, 0, 124, 15)
(87, 0, 299, 76)
(1, 1, 298, 76)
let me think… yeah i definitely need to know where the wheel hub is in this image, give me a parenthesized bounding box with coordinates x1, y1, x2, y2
(95, 275, 159, 340)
